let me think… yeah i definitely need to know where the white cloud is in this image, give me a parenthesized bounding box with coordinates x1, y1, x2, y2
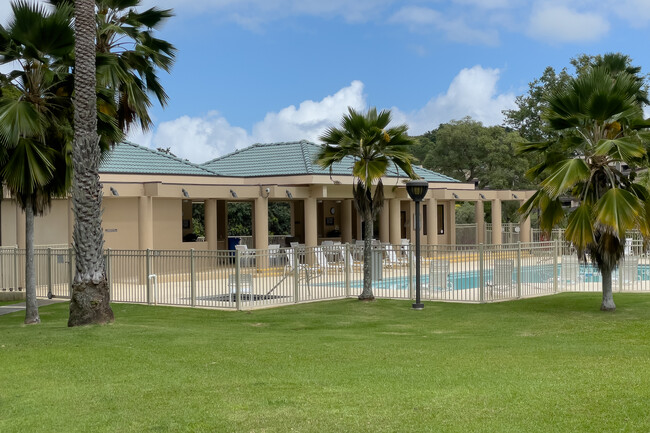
(528, 4, 610, 42)
(149, 81, 366, 162)
(393, 66, 516, 134)
(152, 112, 249, 163)
(146, 69, 515, 163)
(389, 6, 500, 45)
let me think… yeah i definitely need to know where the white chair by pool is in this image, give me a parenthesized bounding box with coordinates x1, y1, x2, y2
(228, 273, 254, 302)
(560, 255, 581, 285)
(488, 259, 514, 298)
(428, 259, 453, 291)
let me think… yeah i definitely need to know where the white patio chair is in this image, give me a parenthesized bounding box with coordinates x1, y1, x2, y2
(384, 244, 408, 268)
(428, 259, 453, 291)
(315, 247, 343, 274)
(488, 259, 514, 297)
(235, 244, 255, 268)
(560, 255, 581, 284)
(268, 244, 283, 267)
(228, 273, 254, 302)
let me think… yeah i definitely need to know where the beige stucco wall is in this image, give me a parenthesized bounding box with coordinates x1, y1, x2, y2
(34, 200, 69, 246)
(102, 197, 139, 250)
(1, 200, 17, 246)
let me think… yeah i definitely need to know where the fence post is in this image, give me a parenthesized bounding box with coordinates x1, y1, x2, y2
(190, 249, 196, 307)
(106, 248, 111, 301)
(235, 249, 241, 311)
(553, 239, 559, 293)
(68, 247, 73, 298)
(46, 247, 53, 298)
(13, 246, 18, 291)
(516, 242, 522, 299)
(479, 243, 485, 303)
(293, 248, 300, 303)
(146, 249, 152, 305)
(344, 243, 351, 298)
(408, 245, 414, 300)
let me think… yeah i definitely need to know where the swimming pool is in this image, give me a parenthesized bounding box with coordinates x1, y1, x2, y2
(342, 263, 650, 291)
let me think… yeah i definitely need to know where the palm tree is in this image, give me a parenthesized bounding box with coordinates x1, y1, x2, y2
(49, 0, 176, 136)
(518, 66, 650, 311)
(68, 0, 114, 326)
(0, 1, 75, 324)
(316, 107, 417, 300)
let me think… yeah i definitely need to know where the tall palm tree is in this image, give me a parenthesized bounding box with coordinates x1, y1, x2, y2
(518, 66, 650, 311)
(316, 107, 417, 300)
(68, 0, 114, 326)
(0, 0, 75, 324)
(49, 0, 176, 135)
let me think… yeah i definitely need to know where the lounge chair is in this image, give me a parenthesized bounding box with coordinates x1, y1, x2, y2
(560, 255, 581, 285)
(428, 259, 453, 291)
(315, 247, 343, 274)
(384, 244, 408, 268)
(619, 257, 638, 285)
(235, 244, 255, 268)
(268, 244, 283, 267)
(228, 273, 254, 302)
(488, 259, 514, 297)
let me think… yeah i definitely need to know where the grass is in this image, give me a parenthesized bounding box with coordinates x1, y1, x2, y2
(1, 293, 650, 432)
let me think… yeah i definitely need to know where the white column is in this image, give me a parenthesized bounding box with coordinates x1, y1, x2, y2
(475, 200, 485, 244)
(205, 199, 217, 250)
(304, 198, 317, 248)
(379, 200, 389, 243)
(341, 199, 352, 243)
(254, 196, 268, 251)
(427, 198, 437, 246)
(389, 199, 401, 245)
(449, 201, 456, 245)
(491, 199, 502, 245)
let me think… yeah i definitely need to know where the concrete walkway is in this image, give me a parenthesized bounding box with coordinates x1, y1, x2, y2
(0, 299, 67, 316)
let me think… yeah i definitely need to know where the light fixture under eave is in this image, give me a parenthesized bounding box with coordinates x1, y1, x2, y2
(230, 189, 238, 198)
(182, 188, 190, 198)
(452, 192, 459, 199)
(286, 190, 293, 199)
(479, 193, 486, 200)
(512, 193, 519, 199)
(110, 187, 119, 196)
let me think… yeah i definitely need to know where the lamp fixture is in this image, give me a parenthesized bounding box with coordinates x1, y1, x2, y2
(230, 189, 238, 198)
(110, 187, 119, 196)
(286, 190, 293, 199)
(479, 193, 486, 200)
(512, 193, 519, 199)
(405, 180, 429, 311)
(182, 188, 190, 198)
(452, 192, 459, 199)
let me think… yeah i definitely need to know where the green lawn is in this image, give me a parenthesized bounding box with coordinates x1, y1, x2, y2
(1, 294, 649, 433)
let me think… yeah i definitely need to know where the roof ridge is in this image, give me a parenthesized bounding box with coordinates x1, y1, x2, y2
(120, 141, 218, 175)
(300, 140, 314, 174)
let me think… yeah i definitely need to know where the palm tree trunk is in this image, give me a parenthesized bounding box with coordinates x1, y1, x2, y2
(24, 204, 40, 324)
(68, 0, 113, 326)
(359, 216, 375, 300)
(600, 267, 616, 311)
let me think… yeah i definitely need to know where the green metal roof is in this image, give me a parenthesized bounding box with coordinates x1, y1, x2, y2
(99, 141, 217, 176)
(202, 140, 460, 182)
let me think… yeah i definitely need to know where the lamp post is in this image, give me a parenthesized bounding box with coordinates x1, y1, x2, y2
(406, 180, 429, 310)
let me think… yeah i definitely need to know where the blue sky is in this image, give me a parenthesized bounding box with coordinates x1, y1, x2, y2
(4, 0, 650, 162)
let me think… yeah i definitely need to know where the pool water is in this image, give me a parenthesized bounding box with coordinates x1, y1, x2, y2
(344, 263, 650, 291)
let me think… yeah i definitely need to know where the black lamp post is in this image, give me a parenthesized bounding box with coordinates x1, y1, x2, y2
(406, 180, 429, 310)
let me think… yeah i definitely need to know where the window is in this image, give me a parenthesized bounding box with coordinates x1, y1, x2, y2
(437, 204, 445, 234)
(182, 200, 205, 242)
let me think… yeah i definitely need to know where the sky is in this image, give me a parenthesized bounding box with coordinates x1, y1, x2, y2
(4, 0, 650, 163)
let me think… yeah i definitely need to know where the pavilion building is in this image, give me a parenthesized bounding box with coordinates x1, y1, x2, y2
(0, 140, 535, 250)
